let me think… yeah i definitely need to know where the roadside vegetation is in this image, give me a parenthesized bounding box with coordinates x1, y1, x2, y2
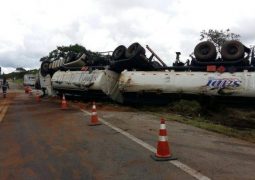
(2, 69, 38, 81)
(13, 79, 24, 89)
(137, 99, 255, 143)
(2, 69, 38, 80)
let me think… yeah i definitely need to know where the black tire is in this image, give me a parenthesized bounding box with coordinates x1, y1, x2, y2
(221, 40, 244, 61)
(194, 41, 217, 61)
(40, 61, 50, 77)
(112, 45, 127, 60)
(125, 42, 146, 58)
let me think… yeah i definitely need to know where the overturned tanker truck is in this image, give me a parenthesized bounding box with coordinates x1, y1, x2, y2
(38, 41, 255, 104)
(39, 43, 161, 103)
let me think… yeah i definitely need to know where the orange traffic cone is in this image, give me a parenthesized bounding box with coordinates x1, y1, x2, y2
(28, 87, 33, 96)
(89, 101, 101, 126)
(151, 118, 177, 161)
(35, 90, 40, 102)
(24, 86, 29, 94)
(61, 94, 68, 110)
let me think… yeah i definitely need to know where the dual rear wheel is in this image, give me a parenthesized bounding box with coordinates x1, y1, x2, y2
(194, 40, 245, 61)
(112, 43, 146, 61)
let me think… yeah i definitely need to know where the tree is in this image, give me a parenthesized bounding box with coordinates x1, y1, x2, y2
(57, 44, 87, 53)
(200, 29, 240, 52)
(16, 67, 26, 72)
(39, 44, 111, 67)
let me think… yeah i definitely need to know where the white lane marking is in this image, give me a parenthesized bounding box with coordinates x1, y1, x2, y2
(81, 109, 211, 180)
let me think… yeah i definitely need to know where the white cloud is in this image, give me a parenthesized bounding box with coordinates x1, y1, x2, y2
(1, 67, 16, 74)
(0, 0, 255, 70)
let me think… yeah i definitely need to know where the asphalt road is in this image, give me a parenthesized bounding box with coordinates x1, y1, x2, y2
(0, 91, 255, 180)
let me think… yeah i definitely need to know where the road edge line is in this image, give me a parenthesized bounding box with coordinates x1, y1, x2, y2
(0, 102, 9, 123)
(81, 109, 211, 180)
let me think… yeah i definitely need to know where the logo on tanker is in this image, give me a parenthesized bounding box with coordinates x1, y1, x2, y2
(206, 77, 241, 89)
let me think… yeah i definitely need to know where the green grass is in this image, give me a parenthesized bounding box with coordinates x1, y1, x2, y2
(134, 99, 255, 143)
(152, 112, 255, 143)
(13, 79, 23, 84)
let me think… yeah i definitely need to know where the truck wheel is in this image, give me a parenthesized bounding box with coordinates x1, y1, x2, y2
(221, 40, 244, 61)
(40, 61, 50, 77)
(194, 41, 217, 61)
(125, 42, 145, 58)
(112, 45, 126, 60)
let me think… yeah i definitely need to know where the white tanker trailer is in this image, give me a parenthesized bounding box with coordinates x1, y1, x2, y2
(51, 69, 123, 103)
(118, 70, 255, 103)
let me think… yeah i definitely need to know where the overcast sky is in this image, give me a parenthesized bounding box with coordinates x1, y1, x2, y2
(1, 0, 255, 73)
